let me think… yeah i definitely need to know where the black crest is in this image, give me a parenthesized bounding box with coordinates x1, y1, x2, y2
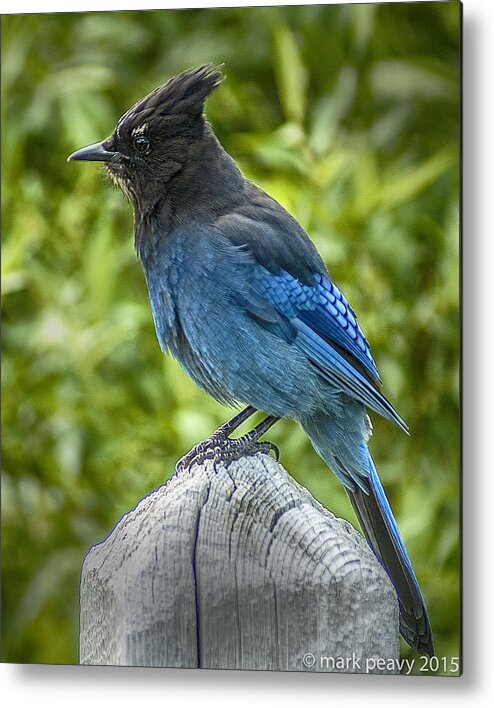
(116, 65, 223, 134)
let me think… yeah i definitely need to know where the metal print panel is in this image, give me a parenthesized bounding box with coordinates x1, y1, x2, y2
(1, 1, 461, 675)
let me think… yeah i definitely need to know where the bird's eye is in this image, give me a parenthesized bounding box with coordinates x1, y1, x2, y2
(133, 135, 149, 153)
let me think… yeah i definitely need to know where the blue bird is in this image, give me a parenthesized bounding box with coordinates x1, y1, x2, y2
(69, 65, 433, 656)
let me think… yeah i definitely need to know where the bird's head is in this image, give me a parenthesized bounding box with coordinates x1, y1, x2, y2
(68, 65, 222, 211)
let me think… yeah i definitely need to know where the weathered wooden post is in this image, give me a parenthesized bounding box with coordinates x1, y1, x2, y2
(80, 453, 400, 673)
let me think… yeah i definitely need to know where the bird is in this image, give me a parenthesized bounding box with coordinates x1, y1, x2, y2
(68, 64, 433, 657)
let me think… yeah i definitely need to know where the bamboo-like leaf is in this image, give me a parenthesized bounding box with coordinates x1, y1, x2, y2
(272, 24, 307, 123)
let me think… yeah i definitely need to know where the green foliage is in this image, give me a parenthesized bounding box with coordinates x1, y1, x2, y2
(1, 3, 460, 673)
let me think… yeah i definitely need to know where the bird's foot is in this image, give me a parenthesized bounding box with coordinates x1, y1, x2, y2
(175, 409, 279, 474)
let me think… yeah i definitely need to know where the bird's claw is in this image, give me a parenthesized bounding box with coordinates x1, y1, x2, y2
(175, 430, 278, 474)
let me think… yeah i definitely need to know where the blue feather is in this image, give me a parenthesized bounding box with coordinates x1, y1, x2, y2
(248, 268, 407, 432)
(348, 452, 434, 654)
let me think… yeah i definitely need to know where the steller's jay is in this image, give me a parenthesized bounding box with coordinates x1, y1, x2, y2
(69, 65, 433, 656)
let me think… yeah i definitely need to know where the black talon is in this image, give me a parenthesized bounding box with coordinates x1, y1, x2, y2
(269, 442, 280, 461)
(175, 408, 280, 472)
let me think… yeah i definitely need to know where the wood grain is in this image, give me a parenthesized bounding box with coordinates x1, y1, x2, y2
(80, 454, 399, 673)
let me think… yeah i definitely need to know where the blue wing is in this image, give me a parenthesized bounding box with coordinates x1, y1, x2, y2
(246, 268, 408, 433)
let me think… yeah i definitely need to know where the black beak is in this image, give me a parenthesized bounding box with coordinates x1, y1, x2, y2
(67, 141, 115, 163)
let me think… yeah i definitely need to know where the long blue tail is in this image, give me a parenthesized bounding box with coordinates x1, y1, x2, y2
(347, 454, 434, 656)
(302, 414, 434, 656)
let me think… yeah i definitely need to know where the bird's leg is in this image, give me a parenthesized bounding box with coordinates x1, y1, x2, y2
(211, 405, 258, 438)
(175, 406, 281, 473)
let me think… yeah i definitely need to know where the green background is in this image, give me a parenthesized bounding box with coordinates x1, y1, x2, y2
(2, 2, 460, 673)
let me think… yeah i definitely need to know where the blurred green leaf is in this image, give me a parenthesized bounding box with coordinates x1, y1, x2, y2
(371, 59, 456, 101)
(272, 24, 307, 123)
(378, 146, 457, 209)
